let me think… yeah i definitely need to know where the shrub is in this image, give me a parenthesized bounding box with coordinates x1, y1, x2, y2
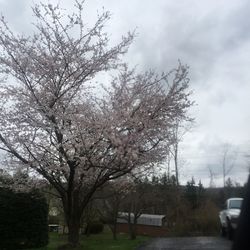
(168, 199, 220, 236)
(0, 188, 48, 249)
(195, 200, 220, 234)
(88, 221, 104, 234)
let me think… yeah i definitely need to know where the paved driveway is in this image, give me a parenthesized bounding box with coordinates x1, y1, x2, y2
(137, 237, 232, 250)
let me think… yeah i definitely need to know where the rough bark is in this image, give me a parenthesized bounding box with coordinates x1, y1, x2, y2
(127, 212, 137, 240)
(68, 219, 81, 248)
(111, 222, 117, 240)
(62, 191, 82, 247)
(129, 222, 137, 240)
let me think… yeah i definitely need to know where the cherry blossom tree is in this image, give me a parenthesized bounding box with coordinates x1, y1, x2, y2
(0, 1, 192, 247)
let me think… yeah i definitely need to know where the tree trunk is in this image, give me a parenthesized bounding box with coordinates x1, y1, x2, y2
(128, 222, 133, 239)
(112, 223, 117, 240)
(127, 212, 132, 240)
(68, 219, 81, 248)
(174, 143, 179, 186)
(62, 191, 82, 248)
(85, 222, 90, 237)
(128, 215, 137, 240)
(112, 211, 118, 240)
(129, 223, 136, 240)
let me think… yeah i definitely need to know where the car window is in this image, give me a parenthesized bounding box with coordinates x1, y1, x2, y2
(229, 200, 242, 209)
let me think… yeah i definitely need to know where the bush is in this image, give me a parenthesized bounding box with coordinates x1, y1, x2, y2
(88, 221, 104, 234)
(195, 200, 220, 234)
(0, 188, 48, 249)
(168, 199, 220, 237)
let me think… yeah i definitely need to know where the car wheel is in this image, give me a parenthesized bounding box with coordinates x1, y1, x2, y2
(226, 219, 234, 240)
(220, 224, 226, 237)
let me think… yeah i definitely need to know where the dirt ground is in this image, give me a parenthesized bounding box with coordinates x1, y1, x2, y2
(137, 236, 232, 250)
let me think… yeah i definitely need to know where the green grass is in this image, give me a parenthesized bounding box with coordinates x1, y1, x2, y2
(25, 228, 149, 250)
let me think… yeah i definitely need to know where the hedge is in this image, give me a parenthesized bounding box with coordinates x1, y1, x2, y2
(0, 188, 48, 249)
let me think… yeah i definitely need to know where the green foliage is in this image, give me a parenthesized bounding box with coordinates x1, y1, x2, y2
(0, 188, 48, 249)
(185, 177, 198, 209)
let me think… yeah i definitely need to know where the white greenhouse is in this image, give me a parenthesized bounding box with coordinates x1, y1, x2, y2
(117, 212, 166, 227)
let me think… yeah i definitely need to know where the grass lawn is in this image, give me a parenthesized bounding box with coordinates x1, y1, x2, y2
(26, 228, 149, 250)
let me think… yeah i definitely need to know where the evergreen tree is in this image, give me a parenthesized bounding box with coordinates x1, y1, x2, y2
(185, 177, 197, 209)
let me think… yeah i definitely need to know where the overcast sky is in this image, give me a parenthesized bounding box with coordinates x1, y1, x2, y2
(0, 0, 250, 187)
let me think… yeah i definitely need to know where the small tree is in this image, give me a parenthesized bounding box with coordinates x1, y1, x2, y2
(121, 179, 152, 240)
(99, 178, 133, 240)
(0, 1, 192, 247)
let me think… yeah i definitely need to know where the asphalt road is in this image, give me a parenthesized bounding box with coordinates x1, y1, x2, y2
(137, 237, 232, 250)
